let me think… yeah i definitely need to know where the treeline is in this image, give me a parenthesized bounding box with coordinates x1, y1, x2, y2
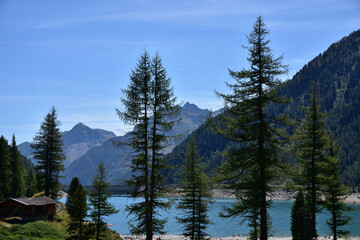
(0, 135, 38, 200)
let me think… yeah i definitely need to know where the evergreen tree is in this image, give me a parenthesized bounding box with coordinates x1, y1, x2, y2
(88, 162, 118, 240)
(290, 190, 307, 240)
(31, 106, 65, 199)
(118, 50, 152, 238)
(176, 137, 212, 240)
(25, 166, 38, 197)
(294, 83, 328, 239)
(149, 52, 179, 236)
(66, 177, 81, 216)
(322, 136, 353, 240)
(215, 16, 288, 240)
(68, 182, 88, 240)
(10, 134, 25, 198)
(0, 136, 11, 200)
(117, 50, 179, 239)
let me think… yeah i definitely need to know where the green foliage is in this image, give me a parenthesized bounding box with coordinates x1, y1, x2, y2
(0, 221, 68, 240)
(214, 16, 289, 240)
(293, 84, 328, 239)
(321, 136, 353, 240)
(168, 29, 360, 190)
(9, 134, 25, 198)
(68, 183, 88, 239)
(31, 106, 65, 199)
(290, 190, 307, 240)
(118, 50, 178, 239)
(166, 113, 231, 185)
(67, 177, 88, 239)
(0, 136, 11, 200)
(176, 137, 212, 240)
(66, 177, 81, 212)
(26, 165, 39, 197)
(89, 162, 118, 240)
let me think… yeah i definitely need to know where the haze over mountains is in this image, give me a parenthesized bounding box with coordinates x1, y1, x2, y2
(18, 102, 211, 185)
(18, 123, 116, 167)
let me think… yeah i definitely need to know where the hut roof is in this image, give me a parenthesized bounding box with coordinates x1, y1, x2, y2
(9, 197, 56, 206)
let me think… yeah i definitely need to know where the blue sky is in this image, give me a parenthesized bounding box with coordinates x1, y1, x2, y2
(0, 0, 359, 144)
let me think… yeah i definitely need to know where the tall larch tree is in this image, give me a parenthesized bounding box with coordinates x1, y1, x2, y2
(0, 136, 11, 200)
(117, 50, 179, 239)
(322, 135, 353, 240)
(149, 52, 179, 236)
(176, 137, 212, 240)
(215, 16, 288, 240)
(294, 83, 328, 240)
(117, 50, 152, 238)
(10, 134, 25, 198)
(89, 162, 118, 240)
(31, 106, 65, 199)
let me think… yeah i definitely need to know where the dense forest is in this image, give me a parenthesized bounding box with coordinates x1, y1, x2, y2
(167, 29, 360, 188)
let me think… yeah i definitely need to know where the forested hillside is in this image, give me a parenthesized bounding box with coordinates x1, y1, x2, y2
(167, 29, 360, 187)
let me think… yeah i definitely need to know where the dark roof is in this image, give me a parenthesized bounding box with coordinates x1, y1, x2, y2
(10, 197, 57, 206)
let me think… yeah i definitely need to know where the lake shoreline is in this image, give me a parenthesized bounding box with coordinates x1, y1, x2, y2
(210, 189, 360, 204)
(121, 235, 360, 240)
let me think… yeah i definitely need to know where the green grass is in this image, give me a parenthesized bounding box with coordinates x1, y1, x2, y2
(0, 220, 68, 240)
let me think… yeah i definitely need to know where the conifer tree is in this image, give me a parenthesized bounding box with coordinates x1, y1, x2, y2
(25, 166, 38, 197)
(0, 136, 11, 200)
(294, 83, 328, 239)
(117, 50, 179, 239)
(176, 137, 212, 240)
(322, 136, 353, 240)
(290, 190, 307, 240)
(215, 16, 288, 240)
(118, 50, 152, 238)
(66, 177, 81, 215)
(89, 162, 118, 240)
(32, 106, 65, 199)
(149, 52, 179, 236)
(10, 134, 25, 198)
(67, 179, 88, 240)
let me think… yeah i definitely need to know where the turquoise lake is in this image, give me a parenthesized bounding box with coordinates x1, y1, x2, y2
(102, 196, 360, 237)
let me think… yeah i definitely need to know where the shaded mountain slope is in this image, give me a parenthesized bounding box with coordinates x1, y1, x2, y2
(167, 29, 360, 187)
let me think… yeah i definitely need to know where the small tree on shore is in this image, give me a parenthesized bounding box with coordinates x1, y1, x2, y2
(177, 137, 212, 240)
(322, 136, 353, 240)
(291, 190, 307, 240)
(89, 162, 118, 240)
(67, 181, 88, 240)
(294, 83, 328, 239)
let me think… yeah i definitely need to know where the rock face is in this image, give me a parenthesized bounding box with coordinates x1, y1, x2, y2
(62, 123, 116, 167)
(62, 103, 210, 185)
(18, 123, 116, 167)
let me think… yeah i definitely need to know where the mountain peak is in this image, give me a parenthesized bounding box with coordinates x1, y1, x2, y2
(183, 102, 200, 111)
(73, 122, 89, 129)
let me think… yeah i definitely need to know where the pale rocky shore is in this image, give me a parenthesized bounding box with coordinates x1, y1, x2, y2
(211, 189, 360, 204)
(121, 235, 360, 240)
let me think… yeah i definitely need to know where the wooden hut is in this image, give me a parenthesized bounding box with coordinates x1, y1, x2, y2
(0, 196, 57, 222)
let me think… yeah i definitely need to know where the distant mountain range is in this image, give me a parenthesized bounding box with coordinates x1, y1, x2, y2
(18, 123, 116, 168)
(18, 102, 211, 185)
